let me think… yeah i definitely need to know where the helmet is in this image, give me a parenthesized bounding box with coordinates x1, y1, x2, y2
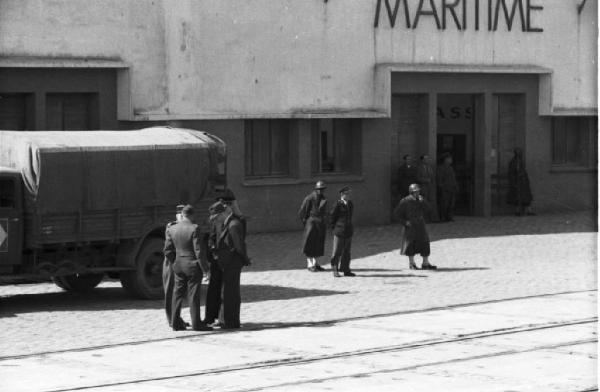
(314, 181, 327, 190)
(408, 183, 420, 193)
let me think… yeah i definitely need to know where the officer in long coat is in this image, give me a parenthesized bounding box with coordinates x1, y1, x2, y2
(298, 181, 328, 272)
(162, 204, 188, 329)
(164, 205, 212, 331)
(204, 189, 246, 325)
(209, 200, 250, 329)
(394, 184, 437, 270)
(507, 148, 534, 216)
(329, 186, 355, 277)
(437, 153, 459, 222)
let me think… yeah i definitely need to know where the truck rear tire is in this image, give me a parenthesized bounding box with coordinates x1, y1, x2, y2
(120, 237, 164, 299)
(53, 273, 104, 292)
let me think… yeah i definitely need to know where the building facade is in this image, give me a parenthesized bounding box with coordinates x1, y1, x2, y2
(0, 0, 597, 232)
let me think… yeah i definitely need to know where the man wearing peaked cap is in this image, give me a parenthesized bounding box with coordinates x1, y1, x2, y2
(162, 204, 188, 329)
(330, 186, 355, 277)
(297, 181, 328, 272)
(164, 204, 213, 331)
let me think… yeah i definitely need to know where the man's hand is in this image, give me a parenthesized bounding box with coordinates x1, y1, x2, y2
(203, 272, 211, 283)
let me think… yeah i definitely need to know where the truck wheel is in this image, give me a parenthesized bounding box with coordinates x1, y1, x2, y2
(53, 273, 104, 292)
(120, 237, 164, 299)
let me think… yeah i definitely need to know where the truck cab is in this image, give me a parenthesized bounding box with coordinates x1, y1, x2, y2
(0, 168, 23, 273)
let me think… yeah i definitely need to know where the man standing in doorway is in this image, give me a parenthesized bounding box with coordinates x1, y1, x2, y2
(437, 153, 459, 222)
(298, 181, 328, 272)
(164, 205, 212, 331)
(329, 186, 355, 277)
(417, 154, 436, 221)
(398, 154, 418, 199)
(394, 184, 437, 270)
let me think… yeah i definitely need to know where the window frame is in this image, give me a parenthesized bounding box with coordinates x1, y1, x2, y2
(244, 119, 293, 179)
(551, 116, 598, 170)
(311, 118, 362, 175)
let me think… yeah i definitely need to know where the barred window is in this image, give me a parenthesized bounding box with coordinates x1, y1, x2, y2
(244, 120, 291, 177)
(552, 117, 597, 168)
(311, 119, 361, 174)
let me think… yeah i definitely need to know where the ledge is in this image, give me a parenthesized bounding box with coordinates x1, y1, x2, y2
(0, 56, 129, 68)
(550, 166, 597, 174)
(243, 175, 365, 187)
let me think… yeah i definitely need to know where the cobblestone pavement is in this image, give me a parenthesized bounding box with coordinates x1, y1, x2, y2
(0, 211, 596, 358)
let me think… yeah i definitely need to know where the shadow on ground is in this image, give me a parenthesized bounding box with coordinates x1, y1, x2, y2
(0, 284, 348, 316)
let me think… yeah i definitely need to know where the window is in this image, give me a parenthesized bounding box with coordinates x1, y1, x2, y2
(0, 179, 16, 208)
(46, 93, 99, 130)
(245, 120, 291, 177)
(552, 117, 598, 168)
(311, 119, 361, 174)
(0, 93, 33, 130)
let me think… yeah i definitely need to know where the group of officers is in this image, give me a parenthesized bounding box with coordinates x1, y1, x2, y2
(298, 179, 435, 277)
(163, 178, 436, 331)
(162, 190, 249, 332)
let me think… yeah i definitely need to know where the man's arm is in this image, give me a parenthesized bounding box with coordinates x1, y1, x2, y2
(329, 202, 339, 230)
(192, 226, 210, 274)
(297, 196, 309, 225)
(163, 228, 175, 263)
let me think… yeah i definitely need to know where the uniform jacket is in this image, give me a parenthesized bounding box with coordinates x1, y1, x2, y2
(212, 212, 249, 264)
(164, 218, 209, 273)
(398, 164, 418, 197)
(436, 164, 458, 192)
(330, 199, 354, 238)
(297, 191, 328, 224)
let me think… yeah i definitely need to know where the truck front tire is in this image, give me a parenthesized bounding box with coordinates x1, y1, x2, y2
(120, 237, 164, 299)
(53, 273, 105, 292)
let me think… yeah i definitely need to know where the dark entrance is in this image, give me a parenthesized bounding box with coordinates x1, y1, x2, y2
(436, 94, 475, 215)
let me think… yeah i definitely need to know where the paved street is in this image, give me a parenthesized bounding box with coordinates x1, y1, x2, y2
(0, 210, 597, 391)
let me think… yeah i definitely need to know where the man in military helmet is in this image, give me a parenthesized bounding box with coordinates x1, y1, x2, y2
(394, 183, 437, 270)
(164, 205, 213, 331)
(162, 204, 188, 329)
(298, 181, 328, 272)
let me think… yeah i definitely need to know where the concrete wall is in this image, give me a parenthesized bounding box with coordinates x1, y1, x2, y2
(1, 0, 596, 119)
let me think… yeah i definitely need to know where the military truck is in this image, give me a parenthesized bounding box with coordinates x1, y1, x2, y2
(0, 127, 225, 299)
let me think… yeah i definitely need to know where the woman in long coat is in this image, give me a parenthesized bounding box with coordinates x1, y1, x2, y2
(394, 183, 436, 270)
(507, 148, 534, 216)
(298, 181, 328, 272)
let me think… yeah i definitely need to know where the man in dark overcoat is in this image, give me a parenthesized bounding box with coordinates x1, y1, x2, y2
(298, 181, 328, 272)
(398, 154, 418, 199)
(209, 200, 250, 329)
(394, 184, 437, 270)
(162, 204, 188, 329)
(329, 186, 355, 277)
(436, 153, 459, 222)
(164, 205, 212, 331)
(204, 189, 247, 326)
(507, 148, 535, 216)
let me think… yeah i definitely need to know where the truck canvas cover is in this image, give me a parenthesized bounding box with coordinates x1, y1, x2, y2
(0, 127, 222, 213)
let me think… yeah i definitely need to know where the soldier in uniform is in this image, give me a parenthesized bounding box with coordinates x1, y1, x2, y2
(164, 205, 212, 331)
(298, 181, 328, 272)
(398, 154, 418, 199)
(436, 153, 459, 222)
(329, 186, 355, 277)
(394, 184, 437, 270)
(209, 200, 250, 329)
(162, 204, 188, 329)
(204, 189, 246, 326)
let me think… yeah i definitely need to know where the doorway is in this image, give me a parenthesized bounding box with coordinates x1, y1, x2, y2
(436, 94, 475, 215)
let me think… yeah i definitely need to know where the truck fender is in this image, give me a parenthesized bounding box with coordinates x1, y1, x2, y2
(115, 226, 165, 268)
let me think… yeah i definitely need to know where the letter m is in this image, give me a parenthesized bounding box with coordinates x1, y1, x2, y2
(374, 0, 411, 28)
(495, 0, 526, 31)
